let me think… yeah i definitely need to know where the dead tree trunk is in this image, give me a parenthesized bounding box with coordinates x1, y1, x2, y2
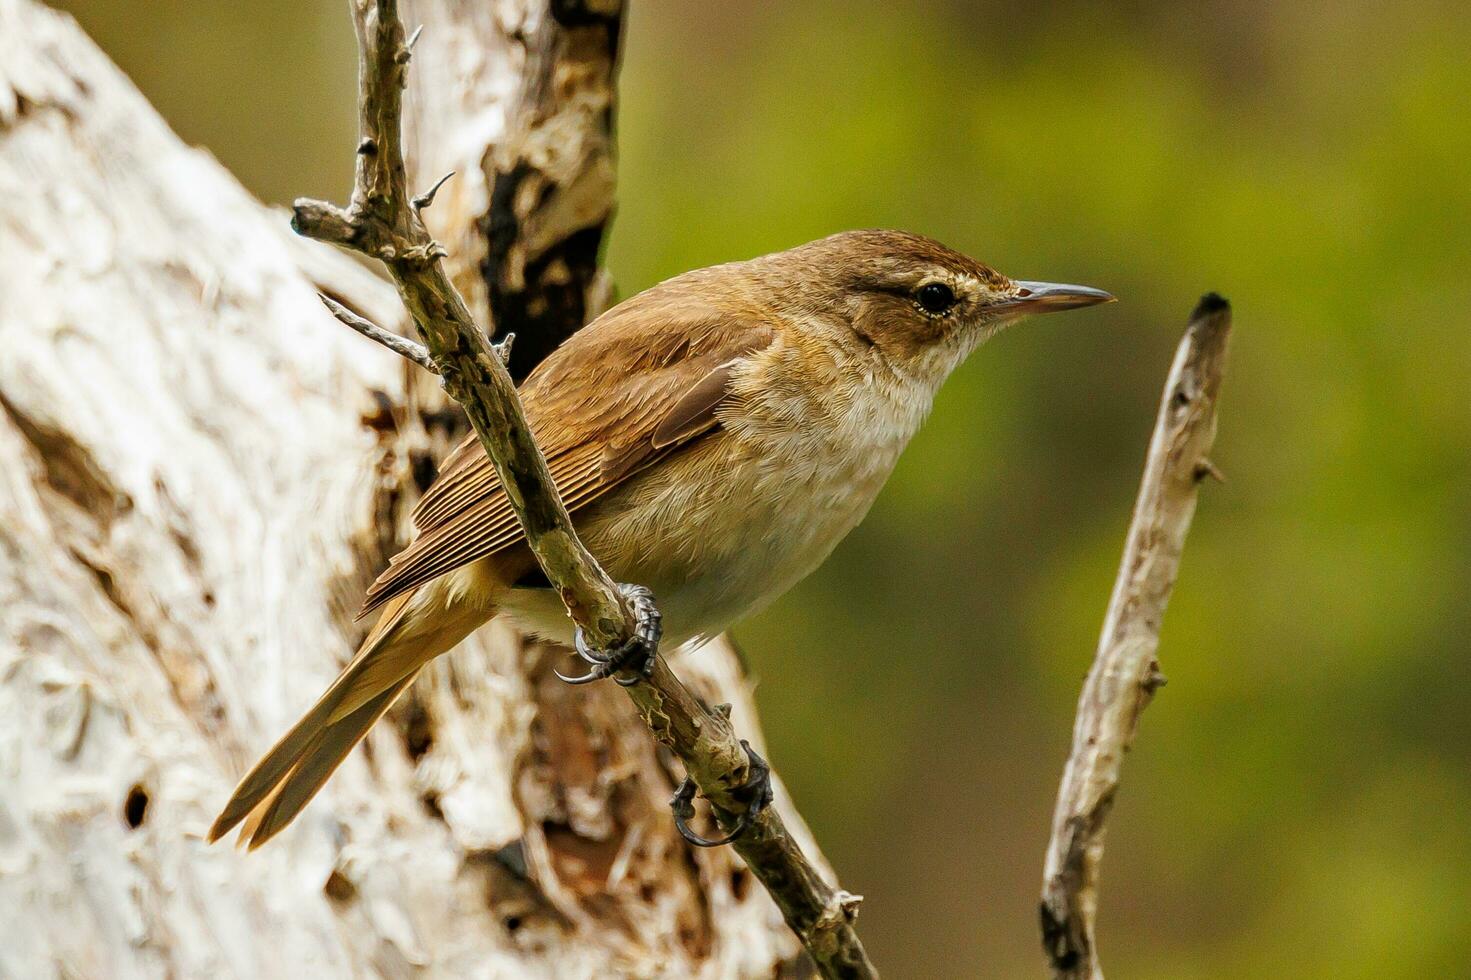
(0, 1, 822, 975)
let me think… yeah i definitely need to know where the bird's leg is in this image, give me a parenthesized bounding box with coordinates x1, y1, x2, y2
(670, 737, 774, 847)
(555, 583, 662, 687)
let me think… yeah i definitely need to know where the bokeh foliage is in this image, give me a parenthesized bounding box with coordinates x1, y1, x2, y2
(55, 0, 1471, 975)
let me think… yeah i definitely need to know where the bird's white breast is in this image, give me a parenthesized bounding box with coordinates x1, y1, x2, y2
(499, 333, 940, 649)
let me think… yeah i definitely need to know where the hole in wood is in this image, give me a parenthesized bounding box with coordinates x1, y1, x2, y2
(123, 784, 149, 829)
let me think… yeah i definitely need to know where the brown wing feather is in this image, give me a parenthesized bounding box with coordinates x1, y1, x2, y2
(654, 359, 742, 449)
(360, 278, 774, 617)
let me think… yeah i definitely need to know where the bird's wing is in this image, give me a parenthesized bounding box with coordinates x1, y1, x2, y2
(360, 295, 774, 616)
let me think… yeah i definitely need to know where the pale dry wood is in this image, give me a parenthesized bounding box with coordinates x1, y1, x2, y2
(1039, 295, 1232, 979)
(0, 0, 822, 976)
(296, 2, 876, 976)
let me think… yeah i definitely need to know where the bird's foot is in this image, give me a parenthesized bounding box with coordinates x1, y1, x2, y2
(555, 583, 662, 687)
(670, 737, 773, 847)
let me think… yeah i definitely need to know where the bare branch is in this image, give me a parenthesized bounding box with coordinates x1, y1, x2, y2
(1040, 294, 1232, 979)
(294, 0, 632, 644)
(317, 293, 437, 372)
(294, 2, 875, 976)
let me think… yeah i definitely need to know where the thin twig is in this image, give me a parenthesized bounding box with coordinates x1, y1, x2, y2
(318, 293, 438, 373)
(293, 3, 875, 976)
(410, 169, 454, 212)
(1039, 294, 1232, 979)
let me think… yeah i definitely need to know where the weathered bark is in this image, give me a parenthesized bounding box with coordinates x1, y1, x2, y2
(0, 1, 819, 976)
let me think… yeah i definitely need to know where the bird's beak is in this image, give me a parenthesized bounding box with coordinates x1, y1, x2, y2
(992, 280, 1116, 316)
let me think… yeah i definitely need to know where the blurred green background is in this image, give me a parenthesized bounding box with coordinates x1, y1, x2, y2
(53, 1, 1471, 976)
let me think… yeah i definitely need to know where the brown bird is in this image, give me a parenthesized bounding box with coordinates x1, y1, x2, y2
(210, 229, 1113, 848)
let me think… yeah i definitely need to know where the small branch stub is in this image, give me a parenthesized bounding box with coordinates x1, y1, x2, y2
(411, 170, 455, 213)
(492, 331, 515, 365)
(1039, 295, 1232, 980)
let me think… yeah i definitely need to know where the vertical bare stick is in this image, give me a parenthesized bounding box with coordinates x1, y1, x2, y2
(1040, 295, 1232, 979)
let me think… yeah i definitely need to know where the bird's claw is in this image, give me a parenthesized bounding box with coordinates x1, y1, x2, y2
(554, 583, 662, 686)
(669, 738, 773, 847)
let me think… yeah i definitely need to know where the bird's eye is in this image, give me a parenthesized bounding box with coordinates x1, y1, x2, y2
(915, 282, 957, 315)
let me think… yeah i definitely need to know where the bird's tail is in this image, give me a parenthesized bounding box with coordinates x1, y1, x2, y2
(209, 586, 485, 849)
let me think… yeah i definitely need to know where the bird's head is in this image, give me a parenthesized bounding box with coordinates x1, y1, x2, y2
(756, 229, 1114, 385)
